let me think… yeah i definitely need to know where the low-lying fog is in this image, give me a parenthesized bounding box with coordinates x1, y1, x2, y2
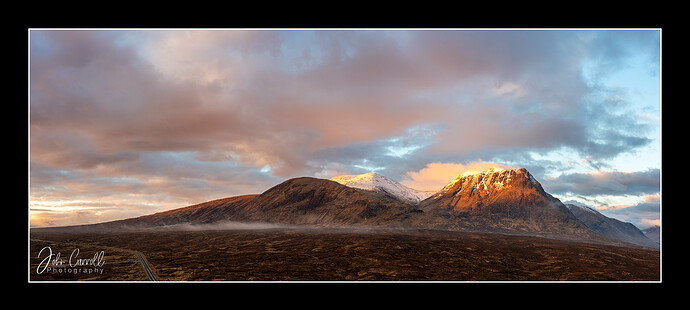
(142, 221, 419, 234)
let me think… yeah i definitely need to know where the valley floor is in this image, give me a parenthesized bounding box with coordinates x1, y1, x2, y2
(29, 228, 660, 282)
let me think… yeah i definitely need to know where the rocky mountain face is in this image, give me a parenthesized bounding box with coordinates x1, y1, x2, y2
(417, 168, 609, 240)
(216, 177, 433, 226)
(565, 204, 658, 248)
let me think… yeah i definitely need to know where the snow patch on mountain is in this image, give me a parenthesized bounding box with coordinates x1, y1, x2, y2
(565, 203, 600, 215)
(460, 167, 506, 177)
(330, 173, 434, 205)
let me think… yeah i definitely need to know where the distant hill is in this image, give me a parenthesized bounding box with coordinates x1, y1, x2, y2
(642, 225, 660, 246)
(565, 204, 658, 248)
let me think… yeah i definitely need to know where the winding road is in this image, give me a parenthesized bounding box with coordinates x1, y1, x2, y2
(104, 246, 158, 281)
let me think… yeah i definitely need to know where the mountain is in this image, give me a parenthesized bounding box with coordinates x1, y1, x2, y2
(330, 173, 434, 205)
(50, 177, 444, 232)
(565, 204, 658, 248)
(35, 168, 636, 247)
(217, 177, 432, 226)
(418, 168, 610, 241)
(642, 225, 661, 246)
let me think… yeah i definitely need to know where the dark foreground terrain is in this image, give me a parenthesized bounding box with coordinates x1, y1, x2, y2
(30, 228, 660, 281)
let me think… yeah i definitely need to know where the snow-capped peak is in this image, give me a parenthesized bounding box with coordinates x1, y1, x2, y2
(330, 173, 434, 205)
(434, 167, 540, 197)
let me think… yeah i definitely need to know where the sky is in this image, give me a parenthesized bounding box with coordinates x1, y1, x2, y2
(29, 29, 661, 229)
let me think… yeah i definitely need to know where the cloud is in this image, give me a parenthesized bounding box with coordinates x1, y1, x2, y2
(541, 168, 660, 196)
(29, 29, 660, 226)
(30, 30, 659, 176)
(400, 161, 518, 191)
(592, 194, 661, 229)
(640, 218, 660, 228)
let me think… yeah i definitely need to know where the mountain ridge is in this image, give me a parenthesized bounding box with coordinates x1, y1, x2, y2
(565, 203, 659, 248)
(33, 167, 654, 248)
(418, 168, 611, 241)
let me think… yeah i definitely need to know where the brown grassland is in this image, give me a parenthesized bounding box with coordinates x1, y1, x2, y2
(29, 228, 660, 281)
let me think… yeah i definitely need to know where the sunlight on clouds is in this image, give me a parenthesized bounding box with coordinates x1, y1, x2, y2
(643, 193, 660, 203)
(594, 203, 635, 212)
(641, 218, 660, 227)
(29, 197, 176, 227)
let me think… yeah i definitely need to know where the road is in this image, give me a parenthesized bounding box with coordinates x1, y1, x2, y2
(105, 246, 158, 281)
(133, 250, 158, 281)
(31, 238, 159, 281)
